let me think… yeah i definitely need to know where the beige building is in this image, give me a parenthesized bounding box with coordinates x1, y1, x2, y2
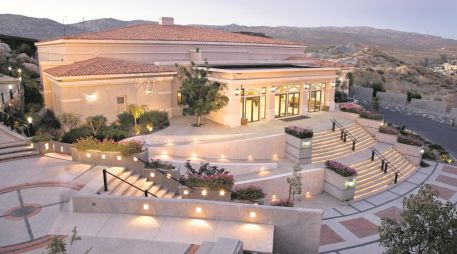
(36, 17, 351, 127)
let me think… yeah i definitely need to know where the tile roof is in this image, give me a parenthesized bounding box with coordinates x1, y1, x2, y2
(44, 57, 175, 77)
(57, 24, 303, 46)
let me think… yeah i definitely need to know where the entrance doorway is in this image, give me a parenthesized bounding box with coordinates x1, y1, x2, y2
(275, 92, 300, 118)
(245, 97, 260, 122)
(308, 91, 321, 112)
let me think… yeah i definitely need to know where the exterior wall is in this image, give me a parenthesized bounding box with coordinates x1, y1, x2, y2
(47, 74, 174, 121)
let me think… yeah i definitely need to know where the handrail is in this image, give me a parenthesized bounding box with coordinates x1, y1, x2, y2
(102, 169, 158, 197)
(0, 110, 28, 125)
(369, 146, 402, 184)
(0, 110, 32, 136)
(331, 118, 358, 143)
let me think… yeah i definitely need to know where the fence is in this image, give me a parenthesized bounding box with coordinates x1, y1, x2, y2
(351, 86, 373, 101)
(377, 91, 407, 105)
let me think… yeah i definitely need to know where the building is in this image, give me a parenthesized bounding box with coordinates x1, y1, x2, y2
(36, 17, 351, 127)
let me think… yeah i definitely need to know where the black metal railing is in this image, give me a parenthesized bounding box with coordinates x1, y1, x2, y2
(369, 146, 402, 184)
(330, 118, 358, 151)
(0, 110, 33, 137)
(102, 169, 158, 197)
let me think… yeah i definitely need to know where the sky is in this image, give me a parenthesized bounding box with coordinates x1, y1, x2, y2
(2, 0, 457, 39)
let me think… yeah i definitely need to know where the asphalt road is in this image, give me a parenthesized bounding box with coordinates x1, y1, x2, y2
(368, 105, 457, 159)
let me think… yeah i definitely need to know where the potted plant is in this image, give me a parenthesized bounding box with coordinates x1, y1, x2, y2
(323, 160, 357, 202)
(284, 126, 313, 164)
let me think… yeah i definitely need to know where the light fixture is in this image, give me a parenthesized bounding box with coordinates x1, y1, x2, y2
(162, 150, 167, 155)
(167, 139, 172, 143)
(302, 141, 311, 148)
(146, 124, 153, 132)
(150, 172, 155, 178)
(249, 211, 256, 218)
(273, 154, 277, 159)
(27, 117, 33, 124)
(305, 191, 312, 199)
(60, 146, 64, 153)
(45, 143, 49, 150)
(8, 66, 12, 71)
(201, 189, 207, 196)
(17, 69, 22, 73)
(195, 207, 202, 213)
(86, 153, 91, 158)
(86, 93, 96, 102)
(192, 152, 196, 157)
(219, 190, 225, 196)
(146, 89, 152, 95)
(346, 179, 356, 188)
(421, 149, 425, 154)
(248, 155, 252, 160)
(166, 173, 171, 179)
(234, 88, 240, 96)
(304, 84, 310, 90)
(183, 190, 189, 195)
(143, 204, 149, 210)
(193, 137, 198, 143)
(331, 82, 336, 88)
(101, 154, 106, 159)
(8, 84, 13, 90)
(133, 157, 138, 162)
(221, 154, 225, 159)
(117, 155, 122, 161)
(270, 86, 277, 92)
(260, 167, 265, 171)
(271, 194, 277, 201)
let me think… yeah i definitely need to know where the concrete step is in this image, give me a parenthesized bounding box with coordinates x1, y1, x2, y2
(0, 145, 35, 155)
(311, 140, 376, 163)
(0, 150, 39, 161)
(0, 140, 28, 149)
(106, 171, 133, 194)
(111, 174, 141, 195)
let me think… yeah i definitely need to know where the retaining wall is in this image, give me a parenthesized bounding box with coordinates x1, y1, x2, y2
(351, 86, 373, 100)
(376, 92, 407, 105)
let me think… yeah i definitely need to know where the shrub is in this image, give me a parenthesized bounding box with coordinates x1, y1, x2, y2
(182, 174, 234, 190)
(145, 159, 175, 170)
(339, 103, 362, 114)
(117, 112, 135, 131)
(325, 160, 357, 177)
(397, 135, 423, 147)
(73, 136, 99, 151)
(184, 161, 229, 176)
(97, 126, 129, 141)
(38, 109, 61, 131)
(73, 137, 144, 156)
(379, 125, 400, 135)
(407, 91, 422, 102)
(61, 126, 93, 144)
(334, 91, 348, 103)
(119, 140, 144, 156)
(284, 126, 313, 139)
(30, 134, 52, 143)
(359, 110, 383, 121)
(232, 185, 265, 201)
(138, 110, 170, 129)
(271, 199, 294, 207)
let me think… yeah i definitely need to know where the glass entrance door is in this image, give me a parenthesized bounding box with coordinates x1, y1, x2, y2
(308, 91, 322, 112)
(288, 92, 300, 116)
(245, 97, 260, 122)
(274, 94, 287, 118)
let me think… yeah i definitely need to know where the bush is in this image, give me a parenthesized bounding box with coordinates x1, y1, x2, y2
(145, 159, 175, 170)
(334, 91, 349, 103)
(271, 199, 294, 207)
(182, 174, 234, 190)
(138, 110, 170, 129)
(30, 134, 52, 143)
(61, 126, 93, 143)
(117, 112, 134, 131)
(339, 103, 362, 114)
(397, 135, 423, 147)
(284, 126, 313, 139)
(232, 185, 265, 200)
(73, 137, 144, 156)
(97, 126, 129, 141)
(119, 140, 144, 156)
(359, 110, 383, 121)
(38, 109, 61, 130)
(379, 125, 400, 135)
(407, 91, 422, 102)
(184, 161, 229, 176)
(325, 160, 357, 177)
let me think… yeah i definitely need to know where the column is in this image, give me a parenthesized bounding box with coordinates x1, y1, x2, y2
(267, 86, 276, 120)
(326, 87, 336, 111)
(301, 89, 308, 115)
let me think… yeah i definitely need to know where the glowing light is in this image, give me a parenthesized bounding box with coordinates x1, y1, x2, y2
(183, 190, 189, 195)
(167, 139, 172, 143)
(193, 137, 198, 143)
(8, 66, 12, 71)
(146, 89, 152, 95)
(117, 155, 122, 161)
(17, 69, 22, 73)
(195, 207, 202, 213)
(27, 117, 33, 124)
(219, 190, 225, 196)
(192, 152, 196, 157)
(146, 124, 153, 132)
(260, 167, 265, 171)
(305, 191, 312, 199)
(421, 149, 424, 154)
(86, 153, 91, 158)
(248, 155, 252, 160)
(101, 154, 106, 159)
(270, 86, 277, 92)
(273, 154, 277, 159)
(150, 172, 155, 178)
(166, 173, 171, 179)
(249, 211, 256, 218)
(60, 147, 64, 153)
(201, 189, 207, 196)
(133, 157, 138, 162)
(8, 84, 13, 90)
(86, 93, 96, 102)
(221, 154, 225, 159)
(143, 204, 149, 210)
(162, 150, 167, 155)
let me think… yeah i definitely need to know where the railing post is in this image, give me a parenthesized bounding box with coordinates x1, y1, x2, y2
(371, 150, 375, 161)
(144, 190, 148, 197)
(103, 169, 108, 192)
(343, 132, 347, 142)
(384, 162, 388, 174)
(340, 129, 344, 140)
(352, 141, 356, 151)
(394, 172, 398, 184)
(381, 159, 385, 171)
(9, 117, 14, 130)
(332, 121, 336, 131)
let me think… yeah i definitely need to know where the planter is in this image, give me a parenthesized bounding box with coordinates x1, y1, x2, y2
(285, 134, 312, 164)
(143, 168, 180, 192)
(394, 142, 423, 165)
(356, 117, 382, 136)
(323, 169, 356, 202)
(178, 186, 231, 202)
(376, 132, 398, 145)
(232, 198, 265, 205)
(34, 140, 72, 155)
(71, 148, 148, 171)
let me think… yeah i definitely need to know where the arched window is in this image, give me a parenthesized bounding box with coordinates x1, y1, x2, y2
(245, 89, 259, 96)
(288, 85, 300, 93)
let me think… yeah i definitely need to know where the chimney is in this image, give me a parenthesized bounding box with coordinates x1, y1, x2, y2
(159, 17, 174, 25)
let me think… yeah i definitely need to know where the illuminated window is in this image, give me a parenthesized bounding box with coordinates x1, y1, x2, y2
(177, 92, 182, 104)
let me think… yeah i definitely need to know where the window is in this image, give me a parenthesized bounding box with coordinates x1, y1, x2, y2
(117, 96, 126, 113)
(177, 92, 182, 104)
(117, 97, 125, 104)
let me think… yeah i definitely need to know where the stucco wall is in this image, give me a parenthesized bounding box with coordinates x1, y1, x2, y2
(72, 194, 323, 254)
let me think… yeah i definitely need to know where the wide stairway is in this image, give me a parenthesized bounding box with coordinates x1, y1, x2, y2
(351, 147, 416, 201)
(0, 140, 39, 161)
(99, 167, 179, 199)
(312, 123, 376, 163)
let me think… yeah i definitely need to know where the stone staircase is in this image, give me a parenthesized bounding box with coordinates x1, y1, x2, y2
(312, 123, 377, 163)
(351, 147, 416, 201)
(99, 167, 179, 198)
(0, 140, 39, 161)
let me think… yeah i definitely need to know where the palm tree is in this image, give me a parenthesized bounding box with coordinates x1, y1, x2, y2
(127, 104, 146, 127)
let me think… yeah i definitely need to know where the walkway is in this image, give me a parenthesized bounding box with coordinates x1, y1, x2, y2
(317, 161, 457, 253)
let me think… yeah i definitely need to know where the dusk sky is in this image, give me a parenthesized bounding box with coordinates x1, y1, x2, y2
(3, 0, 457, 39)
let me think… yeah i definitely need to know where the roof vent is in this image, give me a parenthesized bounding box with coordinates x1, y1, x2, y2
(159, 17, 174, 25)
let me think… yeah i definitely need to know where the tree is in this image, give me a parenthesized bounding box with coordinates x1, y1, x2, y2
(379, 184, 457, 254)
(287, 164, 303, 205)
(127, 104, 146, 134)
(38, 109, 61, 136)
(85, 115, 107, 136)
(371, 96, 380, 112)
(371, 82, 385, 97)
(346, 72, 354, 87)
(46, 227, 91, 254)
(176, 62, 229, 126)
(59, 113, 81, 132)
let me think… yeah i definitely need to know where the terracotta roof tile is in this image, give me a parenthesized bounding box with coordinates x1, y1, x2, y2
(44, 57, 175, 77)
(55, 24, 302, 46)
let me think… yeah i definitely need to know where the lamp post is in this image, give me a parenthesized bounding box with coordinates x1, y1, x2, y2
(8, 84, 13, 100)
(8, 66, 12, 76)
(17, 69, 22, 92)
(26, 117, 33, 137)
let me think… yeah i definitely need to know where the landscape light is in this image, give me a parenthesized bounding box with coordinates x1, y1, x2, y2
(117, 155, 122, 161)
(162, 150, 167, 155)
(249, 211, 256, 218)
(221, 154, 225, 159)
(183, 190, 189, 195)
(150, 172, 155, 178)
(201, 189, 207, 196)
(195, 207, 202, 213)
(248, 155, 252, 160)
(421, 149, 424, 154)
(86, 153, 91, 158)
(133, 157, 138, 162)
(60, 147, 64, 153)
(45, 143, 49, 150)
(192, 152, 196, 157)
(273, 154, 277, 159)
(219, 190, 225, 196)
(101, 154, 106, 159)
(305, 191, 312, 199)
(17, 69, 22, 73)
(27, 117, 33, 124)
(8, 84, 13, 90)
(8, 66, 12, 71)
(166, 173, 171, 179)
(143, 204, 149, 210)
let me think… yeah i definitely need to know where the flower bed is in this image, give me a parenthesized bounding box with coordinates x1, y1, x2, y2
(180, 161, 234, 190)
(145, 159, 175, 170)
(284, 126, 313, 139)
(397, 135, 423, 147)
(359, 111, 383, 121)
(232, 185, 265, 201)
(324, 160, 357, 177)
(73, 137, 143, 156)
(271, 199, 294, 207)
(379, 125, 400, 135)
(339, 103, 363, 114)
